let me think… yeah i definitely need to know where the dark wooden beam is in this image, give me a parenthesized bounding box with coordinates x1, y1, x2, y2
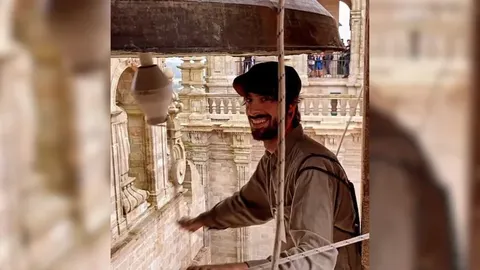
(360, 0, 369, 268)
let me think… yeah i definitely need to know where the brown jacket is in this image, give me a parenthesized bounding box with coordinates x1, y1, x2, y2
(197, 125, 361, 269)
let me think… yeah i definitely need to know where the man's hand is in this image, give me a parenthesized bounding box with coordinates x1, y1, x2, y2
(177, 216, 204, 232)
(186, 262, 248, 270)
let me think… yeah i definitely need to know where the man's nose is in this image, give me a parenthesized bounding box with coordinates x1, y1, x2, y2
(246, 102, 264, 115)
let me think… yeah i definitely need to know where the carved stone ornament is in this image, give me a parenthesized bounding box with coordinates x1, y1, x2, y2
(167, 92, 187, 186)
(125, 57, 140, 69)
(170, 157, 187, 185)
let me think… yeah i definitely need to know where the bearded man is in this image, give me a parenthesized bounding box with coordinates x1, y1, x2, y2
(178, 62, 361, 270)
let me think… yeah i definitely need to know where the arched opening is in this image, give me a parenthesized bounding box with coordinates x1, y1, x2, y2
(164, 57, 183, 91)
(339, 1, 351, 43)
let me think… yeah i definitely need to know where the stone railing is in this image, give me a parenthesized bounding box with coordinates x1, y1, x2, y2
(179, 92, 363, 123)
(299, 94, 362, 117)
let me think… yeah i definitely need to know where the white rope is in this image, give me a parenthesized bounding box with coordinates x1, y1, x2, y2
(251, 233, 370, 269)
(271, 0, 286, 269)
(336, 86, 364, 156)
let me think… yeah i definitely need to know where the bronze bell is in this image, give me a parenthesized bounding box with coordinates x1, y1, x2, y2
(131, 53, 173, 125)
(111, 0, 343, 55)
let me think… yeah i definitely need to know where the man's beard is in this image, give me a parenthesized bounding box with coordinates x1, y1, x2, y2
(250, 118, 278, 141)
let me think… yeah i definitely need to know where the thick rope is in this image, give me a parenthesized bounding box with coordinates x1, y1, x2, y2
(271, 0, 286, 269)
(251, 233, 370, 269)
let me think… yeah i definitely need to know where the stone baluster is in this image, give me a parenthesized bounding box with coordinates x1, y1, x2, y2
(211, 100, 217, 115)
(308, 100, 314, 116)
(339, 98, 348, 116)
(227, 99, 233, 114)
(328, 98, 334, 116)
(349, 99, 358, 116)
(331, 98, 338, 116)
(321, 99, 330, 116)
(300, 99, 305, 114)
(314, 99, 321, 115)
(235, 99, 241, 115)
(219, 99, 225, 115)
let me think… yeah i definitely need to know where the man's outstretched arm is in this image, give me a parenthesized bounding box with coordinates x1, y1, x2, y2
(179, 158, 273, 231)
(246, 168, 338, 270)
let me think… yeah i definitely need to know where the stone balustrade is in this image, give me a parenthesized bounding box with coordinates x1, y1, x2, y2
(178, 92, 363, 124)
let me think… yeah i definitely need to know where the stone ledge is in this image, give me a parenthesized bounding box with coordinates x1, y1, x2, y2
(110, 191, 186, 259)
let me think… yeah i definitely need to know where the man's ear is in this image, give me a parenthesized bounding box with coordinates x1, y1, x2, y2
(288, 99, 299, 115)
(287, 103, 297, 116)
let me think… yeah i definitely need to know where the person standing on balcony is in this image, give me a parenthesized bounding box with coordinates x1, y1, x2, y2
(343, 40, 351, 78)
(315, 52, 324, 77)
(307, 54, 316, 77)
(178, 62, 362, 270)
(243, 56, 254, 73)
(324, 51, 333, 77)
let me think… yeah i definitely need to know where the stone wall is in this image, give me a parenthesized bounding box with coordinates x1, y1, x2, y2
(111, 192, 209, 270)
(110, 58, 210, 269)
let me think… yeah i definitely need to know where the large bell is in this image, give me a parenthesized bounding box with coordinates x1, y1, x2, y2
(111, 0, 343, 55)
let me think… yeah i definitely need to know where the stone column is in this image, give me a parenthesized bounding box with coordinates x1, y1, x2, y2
(205, 55, 230, 93)
(231, 132, 252, 262)
(145, 124, 169, 208)
(145, 70, 183, 207)
(0, 41, 36, 270)
(348, 0, 366, 95)
(178, 57, 210, 122)
(185, 131, 212, 248)
(179, 56, 207, 94)
(289, 54, 309, 86)
(111, 107, 150, 224)
(225, 56, 238, 86)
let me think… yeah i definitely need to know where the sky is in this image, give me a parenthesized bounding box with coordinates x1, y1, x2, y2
(338, 1, 351, 42)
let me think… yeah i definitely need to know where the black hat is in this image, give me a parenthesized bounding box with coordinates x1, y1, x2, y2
(233, 62, 302, 103)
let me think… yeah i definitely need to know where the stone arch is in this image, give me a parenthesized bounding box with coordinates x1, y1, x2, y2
(340, 0, 352, 10)
(115, 67, 138, 108)
(110, 58, 140, 112)
(114, 64, 150, 191)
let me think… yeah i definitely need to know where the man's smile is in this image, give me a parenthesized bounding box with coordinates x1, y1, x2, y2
(248, 115, 270, 128)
